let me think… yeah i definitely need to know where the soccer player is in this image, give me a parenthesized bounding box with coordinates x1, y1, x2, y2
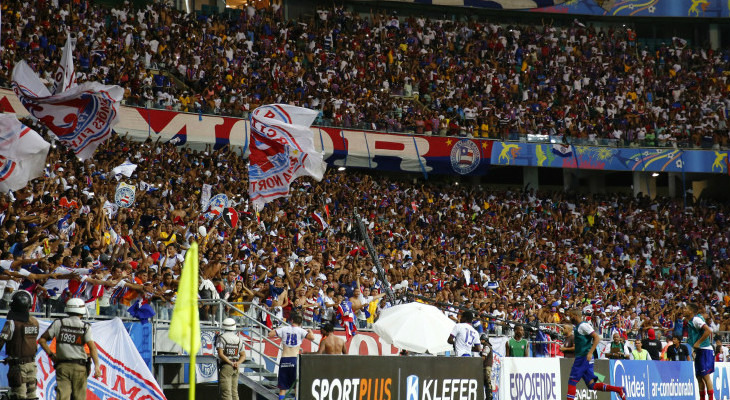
(447, 310, 481, 356)
(565, 309, 626, 400)
(268, 313, 315, 400)
(685, 303, 715, 400)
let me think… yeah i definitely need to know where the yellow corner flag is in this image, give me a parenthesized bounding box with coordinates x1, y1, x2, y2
(168, 241, 200, 400)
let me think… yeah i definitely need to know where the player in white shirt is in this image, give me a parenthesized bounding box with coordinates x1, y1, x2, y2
(268, 313, 315, 399)
(448, 310, 481, 356)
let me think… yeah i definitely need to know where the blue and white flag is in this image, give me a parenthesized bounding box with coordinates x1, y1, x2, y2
(12, 60, 123, 160)
(0, 114, 50, 192)
(248, 104, 326, 211)
(112, 160, 137, 178)
(551, 143, 574, 158)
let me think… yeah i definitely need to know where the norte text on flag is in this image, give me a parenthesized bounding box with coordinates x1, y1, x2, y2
(248, 104, 326, 210)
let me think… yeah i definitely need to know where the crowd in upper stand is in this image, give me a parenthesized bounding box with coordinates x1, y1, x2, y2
(1, 0, 729, 147)
(0, 115, 727, 348)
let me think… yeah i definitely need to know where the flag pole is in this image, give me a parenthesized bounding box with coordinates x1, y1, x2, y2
(189, 348, 196, 400)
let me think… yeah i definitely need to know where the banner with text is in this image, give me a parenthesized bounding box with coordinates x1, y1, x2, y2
(2, 88, 727, 175)
(609, 360, 695, 400)
(499, 357, 561, 400)
(300, 354, 484, 400)
(713, 362, 730, 400)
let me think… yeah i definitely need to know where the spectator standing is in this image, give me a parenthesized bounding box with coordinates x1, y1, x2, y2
(642, 328, 663, 361)
(560, 324, 576, 358)
(716, 339, 729, 362)
(631, 339, 651, 360)
(506, 326, 529, 357)
(666, 336, 690, 361)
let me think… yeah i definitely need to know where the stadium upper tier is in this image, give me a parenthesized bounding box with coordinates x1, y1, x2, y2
(0, 1, 728, 149)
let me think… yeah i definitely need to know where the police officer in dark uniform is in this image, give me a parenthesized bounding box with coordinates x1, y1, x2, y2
(0, 290, 39, 400)
(216, 318, 245, 400)
(38, 298, 101, 400)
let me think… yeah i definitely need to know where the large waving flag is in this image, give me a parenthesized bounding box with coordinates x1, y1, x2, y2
(0, 114, 50, 192)
(11, 60, 123, 160)
(52, 33, 78, 95)
(248, 104, 326, 210)
(168, 241, 200, 400)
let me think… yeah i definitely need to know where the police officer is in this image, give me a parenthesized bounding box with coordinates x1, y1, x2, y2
(0, 291, 39, 400)
(38, 298, 101, 400)
(216, 318, 245, 400)
(479, 333, 494, 400)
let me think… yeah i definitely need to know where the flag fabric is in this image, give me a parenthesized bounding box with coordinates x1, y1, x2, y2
(248, 104, 326, 211)
(52, 34, 78, 95)
(112, 160, 137, 178)
(0, 114, 50, 192)
(168, 241, 200, 400)
(200, 183, 212, 211)
(312, 211, 328, 231)
(336, 300, 357, 340)
(11, 60, 123, 160)
(727, 151, 730, 177)
(551, 143, 573, 158)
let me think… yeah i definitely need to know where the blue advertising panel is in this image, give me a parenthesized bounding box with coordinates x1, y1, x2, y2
(610, 360, 695, 400)
(713, 362, 730, 400)
(529, 0, 729, 18)
(492, 142, 730, 174)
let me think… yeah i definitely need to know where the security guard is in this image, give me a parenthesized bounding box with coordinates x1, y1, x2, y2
(0, 291, 39, 400)
(38, 298, 102, 400)
(216, 318, 245, 400)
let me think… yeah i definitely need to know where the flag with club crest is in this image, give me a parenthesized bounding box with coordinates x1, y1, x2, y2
(248, 104, 326, 211)
(11, 60, 123, 160)
(0, 114, 50, 192)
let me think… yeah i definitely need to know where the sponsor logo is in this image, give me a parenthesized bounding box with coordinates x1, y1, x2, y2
(450, 140, 480, 175)
(407, 375, 419, 400)
(509, 372, 558, 400)
(612, 361, 646, 399)
(310, 377, 478, 400)
(311, 378, 392, 400)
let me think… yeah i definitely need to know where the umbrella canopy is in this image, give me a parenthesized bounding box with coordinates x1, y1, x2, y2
(373, 302, 456, 354)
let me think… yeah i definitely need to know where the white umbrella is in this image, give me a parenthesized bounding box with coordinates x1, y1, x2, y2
(373, 302, 456, 354)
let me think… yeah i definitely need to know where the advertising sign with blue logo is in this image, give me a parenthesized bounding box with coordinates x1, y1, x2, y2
(713, 362, 730, 400)
(609, 360, 695, 400)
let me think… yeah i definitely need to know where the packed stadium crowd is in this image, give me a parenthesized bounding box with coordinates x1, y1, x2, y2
(1, 0, 729, 147)
(0, 114, 726, 351)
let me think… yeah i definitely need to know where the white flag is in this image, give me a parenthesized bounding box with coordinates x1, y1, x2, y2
(12, 60, 123, 160)
(248, 104, 326, 211)
(52, 33, 78, 95)
(112, 160, 137, 178)
(0, 114, 50, 192)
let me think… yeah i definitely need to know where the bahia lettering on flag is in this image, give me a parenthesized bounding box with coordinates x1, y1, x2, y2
(248, 104, 326, 210)
(11, 59, 123, 160)
(0, 114, 50, 192)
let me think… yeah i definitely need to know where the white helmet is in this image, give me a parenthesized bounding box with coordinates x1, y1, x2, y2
(222, 318, 237, 331)
(65, 298, 87, 316)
